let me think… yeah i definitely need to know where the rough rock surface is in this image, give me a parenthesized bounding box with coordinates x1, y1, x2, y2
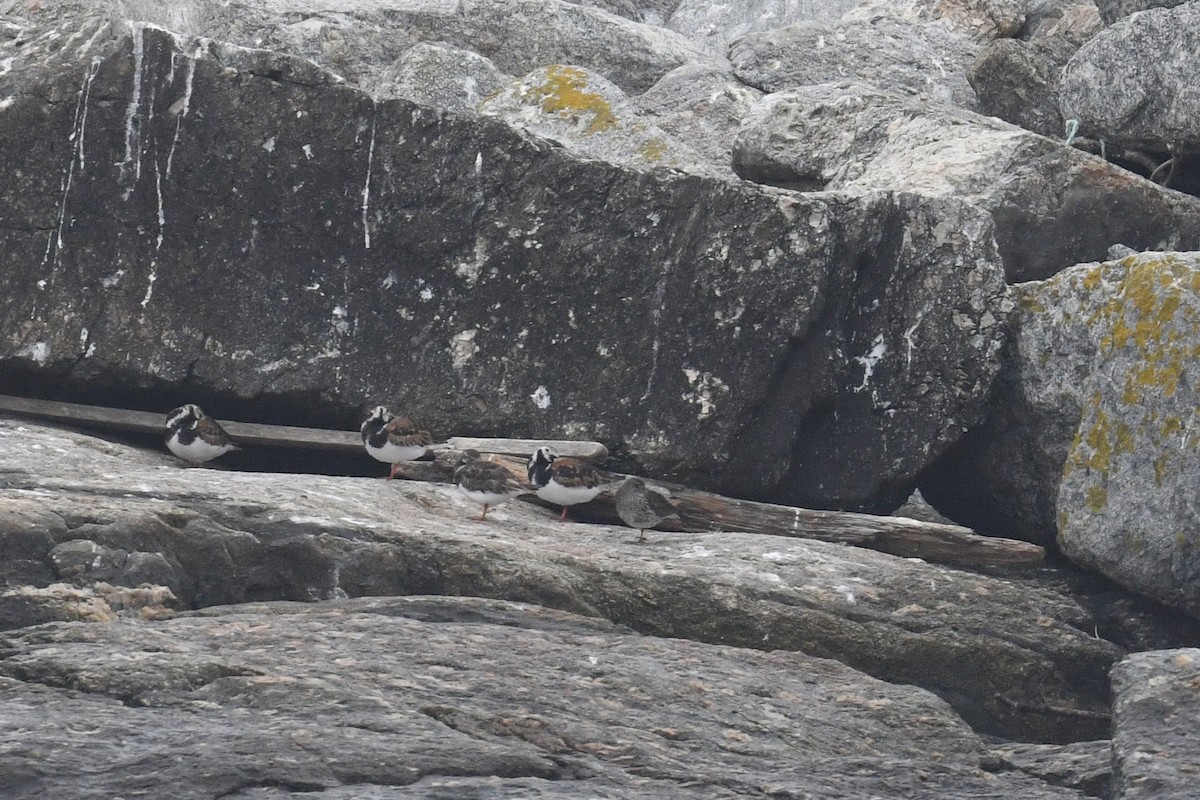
(0, 18, 1012, 512)
(478, 64, 718, 177)
(921, 250, 1200, 593)
(987, 740, 1111, 797)
(729, 15, 981, 109)
(1060, 5, 1200, 152)
(969, 36, 1079, 139)
(1111, 648, 1200, 799)
(665, 0, 858, 53)
(1057, 253, 1200, 617)
(371, 41, 513, 113)
(0, 595, 1095, 799)
(633, 63, 764, 171)
(0, 418, 1125, 743)
(845, 0, 1029, 43)
(732, 82, 1200, 282)
(1095, 0, 1187, 23)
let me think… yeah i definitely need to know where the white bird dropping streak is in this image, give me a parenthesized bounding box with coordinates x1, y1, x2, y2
(361, 115, 376, 250)
(43, 58, 100, 276)
(165, 50, 199, 178)
(120, 23, 146, 198)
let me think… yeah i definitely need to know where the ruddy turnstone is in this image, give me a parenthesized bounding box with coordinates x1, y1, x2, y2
(615, 477, 678, 542)
(163, 404, 239, 464)
(361, 406, 433, 479)
(527, 445, 604, 522)
(454, 449, 529, 520)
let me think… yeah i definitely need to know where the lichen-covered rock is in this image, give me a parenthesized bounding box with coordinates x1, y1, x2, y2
(634, 63, 763, 171)
(1060, 5, 1200, 151)
(969, 36, 1079, 138)
(371, 42, 512, 112)
(0, 19, 1012, 511)
(665, 0, 858, 53)
(1020, 1, 1103, 40)
(733, 82, 1200, 281)
(729, 15, 981, 110)
(845, 0, 1029, 43)
(0, 583, 117, 630)
(1057, 253, 1200, 617)
(479, 64, 717, 176)
(1111, 649, 1200, 798)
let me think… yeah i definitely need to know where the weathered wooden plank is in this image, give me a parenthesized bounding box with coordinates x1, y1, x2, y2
(409, 452, 1046, 569)
(0, 394, 363, 452)
(0, 396, 609, 458)
(446, 436, 609, 460)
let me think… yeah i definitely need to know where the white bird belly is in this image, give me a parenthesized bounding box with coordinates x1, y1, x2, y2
(536, 481, 601, 507)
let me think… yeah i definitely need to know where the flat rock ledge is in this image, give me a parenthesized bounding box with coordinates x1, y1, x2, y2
(1, 595, 1089, 800)
(0, 417, 1124, 750)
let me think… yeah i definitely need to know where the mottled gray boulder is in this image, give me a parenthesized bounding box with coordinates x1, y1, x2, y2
(0, 418, 1125, 742)
(371, 42, 512, 112)
(665, 0, 858, 54)
(1057, 253, 1200, 617)
(1060, 5, 1200, 151)
(987, 740, 1111, 797)
(729, 15, 981, 109)
(919, 264, 1108, 543)
(0, 595, 1096, 799)
(10, 0, 716, 95)
(922, 251, 1200, 583)
(1095, 0, 1187, 23)
(845, 0, 1029, 42)
(1021, 0, 1103, 39)
(634, 63, 763, 170)
(969, 36, 1079, 138)
(479, 65, 718, 176)
(1111, 649, 1200, 798)
(733, 82, 1200, 281)
(0, 18, 1012, 512)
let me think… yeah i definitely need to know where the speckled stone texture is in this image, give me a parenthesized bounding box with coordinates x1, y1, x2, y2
(0, 16, 1011, 512)
(1057, 254, 1200, 617)
(0, 418, 1124, 742)
(1111, 648, 1200, 798)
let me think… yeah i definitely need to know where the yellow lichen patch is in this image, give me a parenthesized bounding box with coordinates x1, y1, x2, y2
(522, 65, 617, 135)
(1018, 293, 1046, 313)
(1081, 266, 1104, 292)
(1162, 416, 1183, 437)
(640, 137, 669, 162)
(1085, 484, 1107, 512)
(1153, 453, 1168, 486)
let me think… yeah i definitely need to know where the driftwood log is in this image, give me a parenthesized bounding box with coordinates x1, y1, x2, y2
(0, 394, 1044, 569)
(403, 451, 1046, 570)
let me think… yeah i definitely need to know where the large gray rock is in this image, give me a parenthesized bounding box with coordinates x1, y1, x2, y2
(729, 15, 981, 110)
(921, 250, 1200, 593)
(732, 82, 1200, 281)
(634, 63, 764, 171)
(1057, 253, 1200, 618)
(1111, 649, 1200, 799)
(10, 0, 716, 95)
(845, 0, 1030, 42)
(371, 41, 513, 112)
(478, 65, 720, 177)
(0, 417, 1125, 743)
(1095, 0, 1187, 23)
(0, 594, 1094, 799)
(1060, 5, 1200, 152)
(0, 17, 1012, 512)
(969, 36, 1080, 138)
(665, 0, 859, 54)
(987, 740, 1111, 797)
(919, 263, 1109, 543)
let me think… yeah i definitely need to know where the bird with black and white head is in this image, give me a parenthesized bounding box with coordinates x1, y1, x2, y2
(360, 405, 433, 479)
(527, 445, 606, 522)
(163, 404, 239, 464)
